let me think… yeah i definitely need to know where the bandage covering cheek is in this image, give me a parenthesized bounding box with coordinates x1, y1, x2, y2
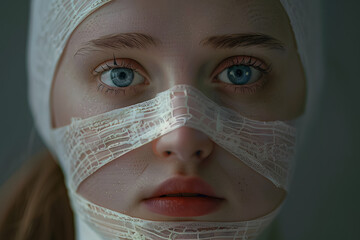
(51, 84, 296, 239)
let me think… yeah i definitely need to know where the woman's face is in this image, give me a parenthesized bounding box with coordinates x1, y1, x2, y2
(51, 0, 305, 221)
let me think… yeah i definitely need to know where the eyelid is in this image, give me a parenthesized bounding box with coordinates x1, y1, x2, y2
(92, 58, 150, 80)
(209, 55, 271, 80)
(92, 56, 270, 96)
(92, 58, 150, 96)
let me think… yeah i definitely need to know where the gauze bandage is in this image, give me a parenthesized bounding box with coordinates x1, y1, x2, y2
(51, 84, 295, 239)
(53, 85, 296, 191)
(28, 0, 323, 239)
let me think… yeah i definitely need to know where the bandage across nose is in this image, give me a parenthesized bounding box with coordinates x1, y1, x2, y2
(52, 84, 296, 192)
(51, 84, 296, 239)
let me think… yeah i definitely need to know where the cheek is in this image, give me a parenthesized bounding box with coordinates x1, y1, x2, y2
(260, 52, 306, 120)
(52, 61, 115, 128)
(77, 147, 150, 213)
(52, 60, 89, 128)
(52, 71, 76, 128)
(216, 148, 286, 219)
(280, 55, 306, 119)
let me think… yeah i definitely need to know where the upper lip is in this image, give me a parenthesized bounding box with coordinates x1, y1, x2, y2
(145, 176, 222, 199)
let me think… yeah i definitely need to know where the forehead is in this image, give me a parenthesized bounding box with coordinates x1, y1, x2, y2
(71, 0, 294, 49)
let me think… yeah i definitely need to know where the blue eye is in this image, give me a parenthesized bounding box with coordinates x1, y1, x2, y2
(110, 68, 134, 87)
(100, 67, 145, 88)
(217, 65, 262, 85)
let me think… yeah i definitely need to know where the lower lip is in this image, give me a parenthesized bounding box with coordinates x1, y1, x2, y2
(143, 197, 223, 217)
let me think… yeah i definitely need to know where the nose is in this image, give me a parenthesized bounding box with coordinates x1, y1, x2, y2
(152, 126, 214, 168)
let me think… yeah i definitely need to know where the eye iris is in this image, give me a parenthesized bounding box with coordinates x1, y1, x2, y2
(110, 68, 134, 87)
(227, 65, 252, 85)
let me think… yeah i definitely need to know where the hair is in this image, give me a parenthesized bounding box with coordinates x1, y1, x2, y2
(0, 150, 74, 240)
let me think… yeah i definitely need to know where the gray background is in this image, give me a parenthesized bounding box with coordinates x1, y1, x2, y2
(0, 1, 359, 239)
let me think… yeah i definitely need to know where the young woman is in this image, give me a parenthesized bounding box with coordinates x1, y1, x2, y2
(0, 0, 322, 239)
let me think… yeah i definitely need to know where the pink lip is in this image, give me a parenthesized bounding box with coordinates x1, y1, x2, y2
(143, 176, 224, 217)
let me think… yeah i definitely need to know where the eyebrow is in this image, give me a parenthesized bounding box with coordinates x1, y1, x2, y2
(74, 32, 285, 56)
(199, 33, 285, 51)
(74, 33, 159, 56)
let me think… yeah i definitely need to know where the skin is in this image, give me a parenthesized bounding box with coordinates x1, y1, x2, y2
(51, 0, 305, 221)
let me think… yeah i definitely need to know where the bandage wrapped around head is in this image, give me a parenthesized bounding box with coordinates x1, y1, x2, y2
(27, 0, 323, 239)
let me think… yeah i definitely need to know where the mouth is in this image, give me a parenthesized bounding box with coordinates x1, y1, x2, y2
(159, 193, 209, 197)
(143, 176, 224, 217)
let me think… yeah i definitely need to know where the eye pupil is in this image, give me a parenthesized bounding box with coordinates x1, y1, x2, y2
(110, 68, 134, 87)
(235, 69, 243, 77)
(119, 72, 126, 79)
(227, 65, 252, 85)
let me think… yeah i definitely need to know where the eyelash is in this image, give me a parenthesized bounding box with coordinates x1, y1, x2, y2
(92, 55, 271, 96)
(93, 57, 150, 96)
(210, 56, 272, 94)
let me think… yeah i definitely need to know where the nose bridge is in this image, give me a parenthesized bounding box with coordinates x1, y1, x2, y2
(161, 45, 200, 88)
(165, 62, 194, 88)
(152, 126, 214, 166)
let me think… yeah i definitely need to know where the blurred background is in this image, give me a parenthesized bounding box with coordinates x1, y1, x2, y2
(0, 0, 359, 239)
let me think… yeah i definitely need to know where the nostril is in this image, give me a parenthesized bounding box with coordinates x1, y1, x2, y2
(195, 150, 202, 157)
(163, 151, 172, 157)
(152, 127, 214, 161)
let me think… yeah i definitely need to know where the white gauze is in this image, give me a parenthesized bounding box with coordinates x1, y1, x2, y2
(27, 0, 320, 239)
(51, 84, 295, 239)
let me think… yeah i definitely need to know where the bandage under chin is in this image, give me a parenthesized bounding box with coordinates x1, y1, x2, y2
(51, 84, 296, 239)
